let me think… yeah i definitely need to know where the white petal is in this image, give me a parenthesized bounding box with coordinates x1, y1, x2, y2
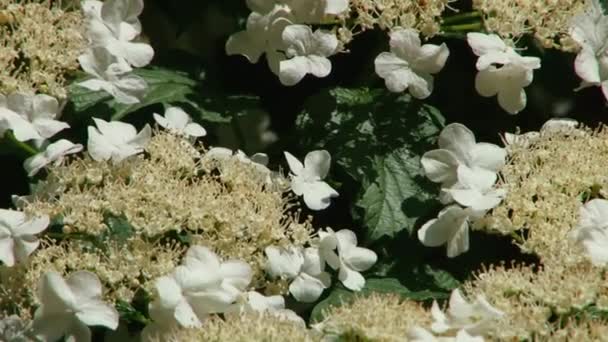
(470, 143, 506, 172)
(107, 40, 154, 68)
(446, 219, 470, 258)
(32, 118, 70, 139)
(264, 245, 303, 279)
(153, 113, 169, 128)
(0, 238, 16, 267)
(66, 271, 103, 300)
(127, 124, 151, 150)
(284, 151, 304, 176)
(418, 206, 468, 248)
(87, 126, 114, 162)
(14, 237, 40, 263)
(279, 56, 310, 86)
(76, 299, 119, 330)
(15, 215, 49, 235)
(389, 28, 421, 61)
(183, 123, 207, 137)
(414, 43, 449, 74)
(421, 149, 460, 184)
(438, 123, 476, 162)
(374, 52, 408, 80)
(301, 247, 325, 276)
(575, 48, 601, 84)
(466, 32, 506, 57)
(220, 260, 253, 291)
(225, 30, 264, 63)
(174, 299, 202, 328)
(38, 271, 76, 314)
(0, 108, 41, 142)
(289, 273, 326, 303)
(324, 0, 349, 15)
(302, 180, 339, 210)
(32, 314, 74, 342)
(474, 69, 500, 97)
(497, 85, 527, 114)
(304, 150, 331, 179)
(343, 246, 377, 272)
(338, 264, 366, 291)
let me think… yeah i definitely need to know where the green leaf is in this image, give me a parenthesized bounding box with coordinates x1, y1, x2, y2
(101, 212, 135, 246)
(115, 299, 150, 325)
(67, 66, 262, 123)
(310, 278, 449, 323)
(296, 87, 444, 240)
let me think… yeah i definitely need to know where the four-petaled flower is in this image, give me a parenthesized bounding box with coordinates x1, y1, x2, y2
(279, 25, 339, 86)
(32, 271, 119, 342)
(284, 150, 339, 210)
(467, 32, 541, 114)
(153, 106, 207, 138)
(375, 28, 449, 99)
(0, 209, 49, 267)
(417, 205, 476, 258)
(317, 228, 377, 291)
(87, 118, 151, 163)
(77, 47, 148, 105)
(24, 139, 83, 177)
(265, 245, 331, 303)
(445, 166, 506, 212)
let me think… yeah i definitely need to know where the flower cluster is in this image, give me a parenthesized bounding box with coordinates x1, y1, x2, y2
(77, 0, 154, 104)
(418, 123, 507, 257)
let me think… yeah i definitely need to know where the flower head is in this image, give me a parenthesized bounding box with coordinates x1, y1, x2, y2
(153, 106, 206, 138)
(0, 209, 49, 266)
(278, 25, 338, 86)
(317, 228, 377, 291)
(24, 139, 83, 177)
(418, 205, 474, 258)
(32, 270, 119, 342)
(87, 118, 151, 163)
(570, 199, 608, 265)
(467, 32, 541, 114)
(284, 150, 339, 210)
(375, 28, 449, 99)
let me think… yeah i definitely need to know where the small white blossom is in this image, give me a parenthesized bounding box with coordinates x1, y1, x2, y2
(0, 209, 49, 267)
(24, 139, 83, 177)
(82, 0, 153, 67)
(421, 123, 506, 199)
(153, 107, 206, 138)
(408, 326, 485, 342)
(87, 118, 151, 163)
(228, 291, 305, 325)
(317, 228, 377, 291)
(445, 166, 506, 212)
(278, 25, 338, 86)
(265, 245, 331, 303)
(32, 271, 119, 342)
(225, 6, 293, 75)
(467, 32, 541, 114)
(570, 0, 608, 100)
(502, 118, 580, 147)
(374, 28, 449, 99)
(431, 289, 503, 336)
(0, 92, 69, 143)
(284, 150, 339, 210)
(418, 205, 473, 258)
(78, 47, 148, 105)
(147, 245, 252, 330)
(570, 199, 608, 265)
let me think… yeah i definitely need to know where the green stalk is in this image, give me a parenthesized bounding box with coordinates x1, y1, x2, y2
(6, 131, 38, 156)
(441, 22, 483, 33)
(442, 11, 482, 25)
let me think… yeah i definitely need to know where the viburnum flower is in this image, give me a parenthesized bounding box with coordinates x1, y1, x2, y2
(0, 92, 69, 143)
(421, 123, 506, 193)
(284, 150, 339, 210)
(32, 271, 119, 342)
(570, 199, 608, 265)
(430, 289, 504, 336)
(570, 0, 608, 100)
(408, 326, 484, 342)
(467, 32, 541, 114)
(265, 245, 331, 303)
(374, 28, 449, 99)
(445, 166, 506, 212)
(278, 25, 339, 86)
(147, 245, 252, 329)
(228, 291, 305, 325)
(225, 6, 293, 75)
(503, 118, 579, 147)
(77, 47, 148, 105)
(82, 0, 154, 67)
(24, 139, 83, 177)
(317, 228, 377, 291)
(418, 205, 477, 258)
(0, 209, 49, 267)
(153, 106, 207, 138)
(87, 118, 151, 163)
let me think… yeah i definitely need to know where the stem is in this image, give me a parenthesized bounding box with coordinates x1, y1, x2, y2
(441, 22, 483, 33)
(442, 11, 482, 24)
(6, 131, 38, 156)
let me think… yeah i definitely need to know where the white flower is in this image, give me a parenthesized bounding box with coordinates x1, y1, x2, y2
(32, 271, 119, 342)
(430, 289, 503, 336)
(503, 118, 580, 147)
(225, 6, 293, 74)
(445, 166, 506, 212)
(0, 315, 30, 342)
(317, 228, 377, 291)
(570, 0, 608, 99)
(228, 291, 305, 325)
(153, 107, 206, 138)
(265, 245, 331, 303)
(77, 47, 148, 105)
(418, 205, 475, 258)
(83, 0, 153, 67)
(0, 209, 49, 267)
(87, 118, 151, 163)
(570, 199, 608, 265)
(421, 123, 506, 194)
(24, 139, 83, 177)
(0, 92, 69, 143)
(467, 32, 541, 114)
(374, 28, 449, 99)
(408, 326, 485, 342)
(284, 150, 339, 210)
(147, 245, 252, 330)
(278, 25, 338, 86)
